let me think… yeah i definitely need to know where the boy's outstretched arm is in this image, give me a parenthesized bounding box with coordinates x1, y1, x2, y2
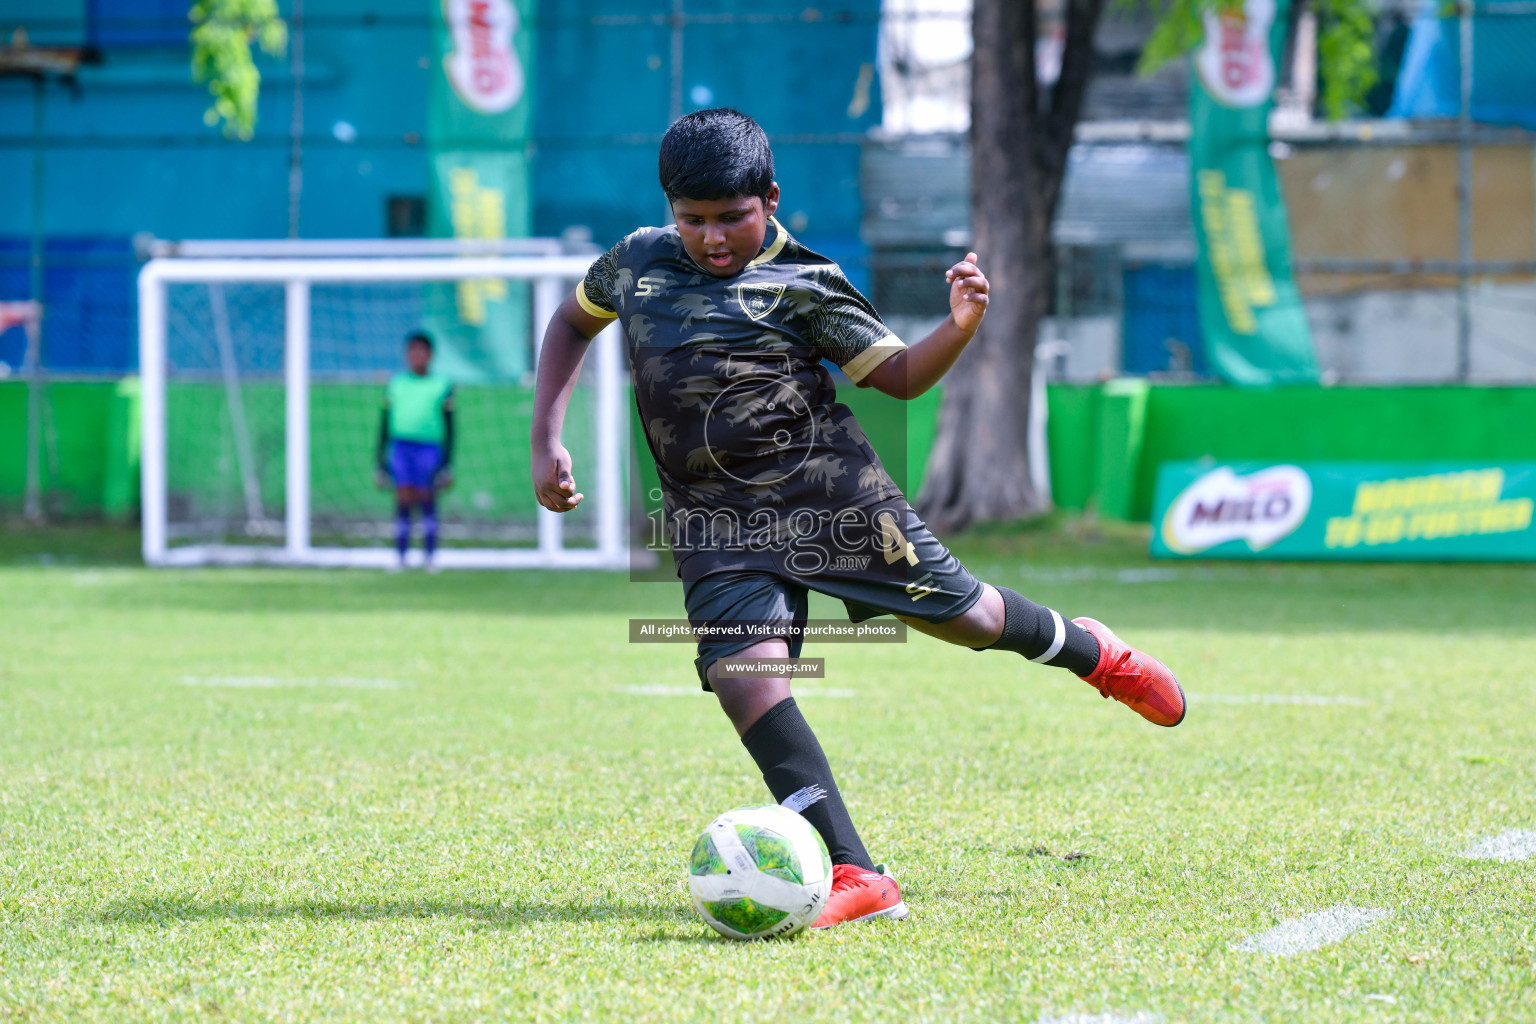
(862, 252, 988, 400)
(531, 294, 609, 512)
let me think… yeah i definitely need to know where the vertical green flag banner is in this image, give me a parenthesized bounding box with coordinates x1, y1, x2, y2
(426, 0, 535, 382)
(1189, 0, 1318, 385)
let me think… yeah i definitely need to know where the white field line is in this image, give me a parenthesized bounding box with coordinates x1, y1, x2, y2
(1003, 565, 1273, 585)
(1191, 693, 1370, 706)
(179, 675, 408, 690)
(1037, 1013, 1162, 1024)
(1460, 829, 1536, 862)
(1012, 567, 1186, 584)
(71, 571, 135, 586)
(1236, 905, 1391, 955)
(618, 684, 857, 699)
(992, 564, 1412, 586)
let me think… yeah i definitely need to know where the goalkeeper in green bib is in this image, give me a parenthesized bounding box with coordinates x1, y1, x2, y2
(376, 331, 454, 570)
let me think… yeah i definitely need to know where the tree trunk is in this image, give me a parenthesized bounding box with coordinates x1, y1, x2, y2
(916, 0, 1105, 534)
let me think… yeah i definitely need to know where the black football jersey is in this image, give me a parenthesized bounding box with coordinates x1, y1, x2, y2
(578, 217, 908, 577)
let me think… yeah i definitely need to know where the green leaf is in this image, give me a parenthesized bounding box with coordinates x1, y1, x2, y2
(189, 0, 287, 139)
(1121, 0, 1380, 120)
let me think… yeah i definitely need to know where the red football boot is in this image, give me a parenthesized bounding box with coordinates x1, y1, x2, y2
(1072, 617, 1186, 727)
(811, 863, 909, 929)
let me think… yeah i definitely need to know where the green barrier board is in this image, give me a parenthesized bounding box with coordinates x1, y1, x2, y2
(1151, 462, 1536, 561)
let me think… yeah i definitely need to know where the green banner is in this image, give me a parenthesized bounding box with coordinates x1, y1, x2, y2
(1151, 462, 1536, 560)
(1189, 0, 1317, 385)
(425, 0, 535, 381)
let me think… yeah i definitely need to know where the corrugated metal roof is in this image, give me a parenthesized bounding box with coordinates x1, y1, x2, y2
(860, 136, 971, 247)
(1055, 145, 1193, 252)
(861, 137, 1194, 254)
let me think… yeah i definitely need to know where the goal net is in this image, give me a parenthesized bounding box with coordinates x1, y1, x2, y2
(137, 247, 629, 569)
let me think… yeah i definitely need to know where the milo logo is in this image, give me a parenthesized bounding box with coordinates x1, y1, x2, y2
(1194, 0, 1276, 108)
(1161, 464, 1311, 554)
(443, 0, 523, 114)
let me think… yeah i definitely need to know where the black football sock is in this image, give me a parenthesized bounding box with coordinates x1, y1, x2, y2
(421, 498, 439, 557)
(739, 697, 876, 871)
(976, 586, 1102, 678)
(394, 503, 412, 558)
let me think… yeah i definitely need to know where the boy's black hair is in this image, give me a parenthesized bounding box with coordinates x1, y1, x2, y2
(406, 330, 434, 350)
(658, 108, 774, 203)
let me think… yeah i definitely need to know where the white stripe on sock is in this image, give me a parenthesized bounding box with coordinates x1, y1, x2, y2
(781, 784, 828, 814)
(1028, 609, 1066, 665)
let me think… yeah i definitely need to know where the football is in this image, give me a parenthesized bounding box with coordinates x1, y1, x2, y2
(687, 804, 833, 940)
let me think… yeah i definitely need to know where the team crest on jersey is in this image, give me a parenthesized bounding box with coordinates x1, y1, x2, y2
(737, 282, 786, 322)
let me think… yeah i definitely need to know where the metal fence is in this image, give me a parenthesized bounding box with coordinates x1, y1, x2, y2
(4, 2, 1536, 521)
(0, 3, 898, 376)
(865, 2, 1536, 386)
(1288, 0, 1536, 383)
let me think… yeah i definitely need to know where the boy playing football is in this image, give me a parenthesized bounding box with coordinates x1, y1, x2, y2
(530, 109, 1184, 928)
(377, 330, 454, 571)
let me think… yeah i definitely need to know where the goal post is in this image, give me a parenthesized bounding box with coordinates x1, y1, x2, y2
(0, 301, 44, 521)
(137, 252, 630, 570)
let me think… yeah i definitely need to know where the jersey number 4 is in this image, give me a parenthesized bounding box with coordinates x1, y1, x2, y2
(877, 513, 934, 601)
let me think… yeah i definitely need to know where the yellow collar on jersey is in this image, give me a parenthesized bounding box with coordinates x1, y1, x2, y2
(747, 216, 790, 268)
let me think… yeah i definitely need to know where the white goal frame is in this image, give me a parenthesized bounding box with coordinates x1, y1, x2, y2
(1, 301, 44, 522)
(137, 253, 629, 570)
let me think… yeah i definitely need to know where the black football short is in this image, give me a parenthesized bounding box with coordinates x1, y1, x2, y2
(681, 501, 985, 689)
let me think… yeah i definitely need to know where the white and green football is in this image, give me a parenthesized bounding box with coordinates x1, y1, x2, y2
(687, 803, 833, 940)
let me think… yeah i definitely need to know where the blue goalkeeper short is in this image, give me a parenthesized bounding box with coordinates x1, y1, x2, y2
(389, 439, 443, 489)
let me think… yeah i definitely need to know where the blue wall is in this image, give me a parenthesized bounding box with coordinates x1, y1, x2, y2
(0, 0, 433, 241)
(534, 0, 882, 259)
(1121, 264, 1207, 376)
(2, 0, 879, 244)
(1386, 3, 1536, 130)
(0, 0, 438, 372)
(0, 1, 881, 371)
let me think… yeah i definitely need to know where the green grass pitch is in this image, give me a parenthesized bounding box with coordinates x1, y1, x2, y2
(2, 524, 1533, 1022)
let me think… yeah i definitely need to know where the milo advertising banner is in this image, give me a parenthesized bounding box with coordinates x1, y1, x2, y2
(1152, 463, 1536, 561)
(1189, 0, 1318, 385)
(425, 0, 535, 381)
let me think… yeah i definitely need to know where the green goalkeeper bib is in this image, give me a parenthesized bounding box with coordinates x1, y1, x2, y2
(386, 372, 453, 444)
